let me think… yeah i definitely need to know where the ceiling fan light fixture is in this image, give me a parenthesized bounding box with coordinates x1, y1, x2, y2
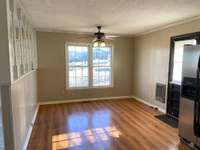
(93, 41, 99, 47)
(100, 41, 106, 47)
(93, 39, 106, 47)
(92, 26, 107, 47)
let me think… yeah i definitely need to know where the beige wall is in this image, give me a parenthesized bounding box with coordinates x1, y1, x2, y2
(37, 32, 133, 102)
(0, 0, 11, 85)
(0, 1, 38, 150)
(132, 18, 200, 110)
(0, 0, 15, 150)
(11, 71, 37, 150)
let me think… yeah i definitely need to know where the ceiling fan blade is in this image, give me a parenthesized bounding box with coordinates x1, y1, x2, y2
(105, 38, 115, 41)
(92, 37, 97, 42)
(105, 35, 120, 38)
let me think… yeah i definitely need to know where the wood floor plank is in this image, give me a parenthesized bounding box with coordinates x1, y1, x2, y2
(28, 99, 191, 150)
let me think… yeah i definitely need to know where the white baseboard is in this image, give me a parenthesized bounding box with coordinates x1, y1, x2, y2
(22, 104, 39, 150)
(38, 96, 133, 106)
(131, 96, 166, 113)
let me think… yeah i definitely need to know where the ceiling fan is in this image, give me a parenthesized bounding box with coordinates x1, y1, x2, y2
(73, 26, 119, 47)
(92, 26, 118, 47)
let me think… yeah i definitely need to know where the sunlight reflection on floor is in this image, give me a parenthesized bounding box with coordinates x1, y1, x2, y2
(52, 126, 122, 150)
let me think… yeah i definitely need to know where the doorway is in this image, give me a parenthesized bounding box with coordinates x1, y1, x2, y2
(167, 32, 200, 118)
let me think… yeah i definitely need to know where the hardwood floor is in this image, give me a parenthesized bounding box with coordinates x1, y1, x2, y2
(28, 99, 190, 150)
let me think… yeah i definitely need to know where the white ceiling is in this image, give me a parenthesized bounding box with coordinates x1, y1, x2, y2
(21, 0, 200, 36)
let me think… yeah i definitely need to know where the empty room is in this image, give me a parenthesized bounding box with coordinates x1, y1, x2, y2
(1, 0, 200, 150)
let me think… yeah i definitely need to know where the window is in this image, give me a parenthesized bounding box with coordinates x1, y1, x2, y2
(172, 39, 197, 82)
(93, 47, 112, 86)
(67, 45, 89, 88)
(66, 44, 113, 89)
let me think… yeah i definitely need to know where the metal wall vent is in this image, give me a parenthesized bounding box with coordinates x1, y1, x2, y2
(155, 83, 166, 103)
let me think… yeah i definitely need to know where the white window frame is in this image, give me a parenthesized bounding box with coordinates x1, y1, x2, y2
(65, 42, 114, 90)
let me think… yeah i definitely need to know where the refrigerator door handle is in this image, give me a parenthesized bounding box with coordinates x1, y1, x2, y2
(194, 55, 200, 137)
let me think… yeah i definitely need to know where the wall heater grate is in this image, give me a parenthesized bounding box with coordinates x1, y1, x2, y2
(155, 83, 166, 103)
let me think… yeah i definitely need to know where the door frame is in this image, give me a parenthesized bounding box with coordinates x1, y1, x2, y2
(167, 32, 200, 118)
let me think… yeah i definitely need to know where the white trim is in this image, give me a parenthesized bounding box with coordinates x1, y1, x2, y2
(65, 43, 114, 89)
(136, 15, 200, 36)
(66, 86, 114, 91)
(65, 43, 90, 89)
(92, 45, 114, 88)
(131, 96, 166, 113)
(22, 105, 39, 150)
(38, 96, 132, 105)
(11, 70, 37, 85)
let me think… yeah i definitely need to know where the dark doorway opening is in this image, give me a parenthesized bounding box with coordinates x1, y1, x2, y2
(167, 32, 200, 118)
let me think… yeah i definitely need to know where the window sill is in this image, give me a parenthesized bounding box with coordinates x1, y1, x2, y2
(66, 85, 114, 91)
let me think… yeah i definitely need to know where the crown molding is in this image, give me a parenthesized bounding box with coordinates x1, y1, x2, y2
(135, 15, 200, 37)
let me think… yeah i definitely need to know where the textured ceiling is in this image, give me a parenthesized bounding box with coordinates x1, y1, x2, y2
(21, 0, 200, 36)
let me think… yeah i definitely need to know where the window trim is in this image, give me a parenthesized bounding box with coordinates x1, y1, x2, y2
(65, 42, 114, 90)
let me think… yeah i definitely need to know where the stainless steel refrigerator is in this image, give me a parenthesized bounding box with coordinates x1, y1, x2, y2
(179, 45, 200, 149)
